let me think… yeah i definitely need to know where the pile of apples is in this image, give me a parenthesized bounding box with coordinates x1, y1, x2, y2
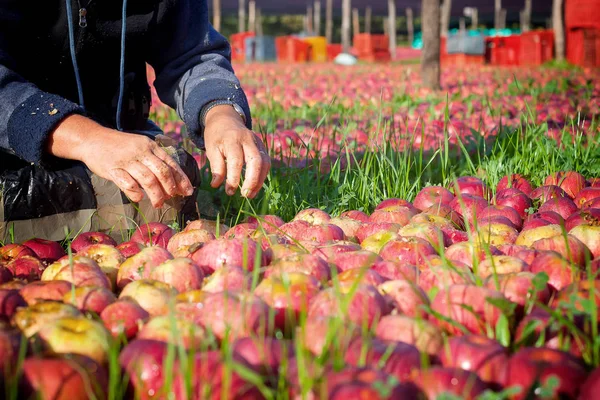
(1, 171, 600, 399)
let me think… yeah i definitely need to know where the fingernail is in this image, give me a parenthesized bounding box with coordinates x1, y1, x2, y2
(242, 188, 250, 197)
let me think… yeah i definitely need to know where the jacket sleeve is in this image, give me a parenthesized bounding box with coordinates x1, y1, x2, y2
(0, 1, 83, 164)
(147, 0, 252, 150)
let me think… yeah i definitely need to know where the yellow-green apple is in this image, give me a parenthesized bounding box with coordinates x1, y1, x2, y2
(12, 301, 81, 337)
(176, 289, 208, 303)
(137, 315, 206, 348)
(268, 243, 306, 259)
(378, 279, 429, 317)
(166, 228, 214, 256)
(495, 188, 533, 219)
(71, 231, 116, 252)
(0, 289, 26, 321)
(77, 243, 125, 288)
(116, 246, 173, 289)
(6, 256, 45, 282)
(148, 258, 204, 292)
(423, 203, 465, 228)
(116, 240, 145, 258)
(375, 314, 443, 354)
(360, 230, 400, 253)
(0, 243, 35, 264)
(100, 298, 150, 339)
(19, 280, 74, 304)
(41, 254, 99, 281)
(569, 225, 600, 258)
(118, 279, 177, 316)
(37, 316, 111, 364)
(410, 212, 456, 230)
(476, 255, 528, 278)
(190, 237, 268, 273)
(130, 222, 174, 248)
(412, 367, 489, 399)
(355, 222, 401, 243)
(340, 210, 370, 222)
(413, 185, 455, 210)
(264, 253, 332, 282)
(472, 221, 519, 246)
(22, 239, 65, 263)
(379, 237, 437, 265)
(62, 286, 116, 314)
(530, 250, 581, 291)
(515, 224, 564, 247)
(497, 174, 534, 196)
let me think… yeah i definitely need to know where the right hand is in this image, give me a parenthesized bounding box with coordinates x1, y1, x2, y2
(47, 115, 194, 208)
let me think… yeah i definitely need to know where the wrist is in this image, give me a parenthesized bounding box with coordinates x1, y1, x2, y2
(201, 102, 247, 128)
(46, 115, 108, 162)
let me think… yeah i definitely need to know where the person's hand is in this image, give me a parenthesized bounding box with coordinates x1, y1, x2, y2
(203, 105, 271, 198)
(46, 115, 194, 208)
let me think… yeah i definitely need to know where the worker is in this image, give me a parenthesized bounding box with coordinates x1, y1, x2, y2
(0, 0, 270, 241)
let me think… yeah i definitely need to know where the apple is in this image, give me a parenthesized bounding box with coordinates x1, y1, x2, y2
(580, 366, 600, 400)
(6, 255, 45, 282)
(293, 208, 331, 224)
(515, 224, 564, 247)
(22, 239, 65, 263)
(246, 214, 285, 234)
(254, 272, 321, 330)
(190, 237, 268, 273)
(300, 316, 359, 357)
(379, 237, 437, 265)
(0, 280, 25, 290)
(329, 250, 382, 272)
(530, 250, 581, 291)
(496, 244, 539, 266)
(500, 347, 587, 400)
(337, 268, 386, 287)
(553, 280, 600, 319)
(530, 185, 569, 204)
(495, 188, 534, 219)
(184, 219, 229, 236)
(419, 264, 475, 292)
(38, 315, 111, 364)
(410, 212, 456, 230)
(119, 279, 178, 316)
(76, 243, 124, 288)
(565, 208, 600, 231)
(137, 315, 206, 349)
(431, 284, 509, 335)
(329, 216, 364, 242)
(375, 314, 443, 354)
(527, 210, 565, 226)
(224, 222, 259, 239)
(20, 354, 107, 400)
(196, 291, 271, 341)
(521, 216, 556, 231)
(479, 205, 523, 230)
(176, 290, 208, 303)
(485, 271, 551, 308)
(202, 265, 250, 293)
(233, 337, 295, 375)
(63, 286, 116, 315)
(538, 197, 579, 220)
(375, 198, 417, 211)
(119, 339, 171, 399)
(399, 222, 448, 250)
(100, 298, 150, 339)
(19, 280, 74, 305)
(340, 210, 370, 222)
(449, 194, 488, 222)
(414, 185, 454, 210)
(0, 323, 26, 377)
(355, 222, 401, 243)
(0, 264, 15, 284)
(544, 171, 587, 199)
(445, 241, 501, 268)
(451, 176, 490, 199)
(497, 174, 534, 196)
(166, 228, 215, 256)
(42, 254, 100, 280)
(308, 284, 389, 328)
(440, 335, 508, 385)
(268, 243, 305, 259)
(0, 243, 35, 264)
(300, 224, 346, 244)
(369, 206, 418, 226)
(472, 221, 519, 246)
(70, 231, 117, 252)
(311, 241, 361, 260)
(265, 253, 333, 282)
(574, 187, 600, 208)
(116, 246, 173, 289)
(130, 222, 175, 248)
(476, 255, 528, 278)
(378, 279, 429, 317)
(532, 233, 592, 266)
(116, 240, 145, 258)
(148, 257, 204, 293)
(42, 257, 111, 290)
(12, 301, 81, 337)
(423, 203, 465, 228)
(583, 197, 600, 208)
(569, 225, 600, 258)
(344, 337, 422, 382)
(412, 367, 490, 399)
(441, 226, 470, 245)
(360, 230, 400, 254)
(0, 289, 27, 321)
(279, 220, 311, 241)
(371, 260, 418, 281)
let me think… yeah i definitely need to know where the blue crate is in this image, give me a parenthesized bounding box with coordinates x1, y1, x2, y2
(446, 33, 486, 55)
(245, 36, 277, 62)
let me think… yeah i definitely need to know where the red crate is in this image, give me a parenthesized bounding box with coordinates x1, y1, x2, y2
(362, 51, 392, 63)
(565, 0, 600, 30)
(326, 44, 343, 61)
(485, 36, 521, 66)
(442, 53, 485, 66)
(520, 30, 555, 66)
(354, 34, 389, 56)
(231, 32, 255, 62)
(275, 37, 311, 63)
(567, 28, 600, 68)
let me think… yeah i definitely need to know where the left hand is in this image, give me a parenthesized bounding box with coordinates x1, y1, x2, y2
(203, 105, 271, 199)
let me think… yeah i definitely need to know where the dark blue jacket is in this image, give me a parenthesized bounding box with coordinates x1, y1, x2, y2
(0, 0, 251, 167)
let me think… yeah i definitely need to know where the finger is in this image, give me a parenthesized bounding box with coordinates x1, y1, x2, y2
(140, 154, 178, 197)
(240, 140, 264, 198)
(127, 161, 168, 208)
(205, 146, 226, 189)
(249, 153, 271, 199)
(152, 146, 194, 196)
(224, 146, 244, 196)
(109, 168, 144, 203)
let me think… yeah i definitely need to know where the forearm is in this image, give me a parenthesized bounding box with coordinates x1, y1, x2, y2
(45, 114, 107, 162)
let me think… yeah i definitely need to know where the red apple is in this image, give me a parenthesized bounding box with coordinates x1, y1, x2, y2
(116, 246, 173, 289)
(497, 174, 534, 196)
(42, 257, 111, 290)
(137, 315, 206, 348)
(130, 222, 175, 248)
(19, 280, 74, 305)
(580, 366, 600, 400)
(375, 314, 443, 354)
(77, 243, 125, 288)
(340, 210, 370, 222)
(116, 240, 145, 258)
(375, 198, 417, 211)
(445, 241, 501, 268)
(574, 188, 600, 208)
(337, 268, 386, 287)
(544, 171, 587, 199)
(265, 253, 332, 282)
(565, 208, 600, 231)
(477, 215, 519, 230)
(166, 228, 215, 256)
(301, 316, 359, 357)
(530, 250, 581, 291)
(419, 264, 475, 292)
(485, 271, 551, 308)
(369, 206, 418, 226)
(233, 337, 295, 375)
(190, 238, 268, 273)
(423, 203, 465, 228)
(119, 339, 171, 399)
(149, 257, 204, 292)
(449, 194, 488, 222)
(413, 186, 454, 210)
(355, 222, 401, 243)
(329, 250, 382, 272)
(497, 244, 540, 266)
(495, 188, 534, 219)
(0, 243, 35, 264)
(100, 298, 150, 339)
(0, 289, 27, 321)
(480, 205, 523, 230)
(378, 279, 429, 317)
(451, 176, 490, 199)
(224, 222, 258, 239)
(246, 214, 285, 234)
(530, 185, 569, 203)
(329, 216, 364, 242)
(63, 286, 116, 314)
(371, 260, 418, 281)
(399, 222, 448, 250)
(12, 300, 81, 337)
(71, 231, 117, 252)
(532, 233, 592, 267)
(6, 256, 45, 282)
(412, 367, 490, 400)
(22, 239, 65, 263)
(184, 219, 229, 236)
(202, 265, 250, 293)
(379, 237, 437, 265)
(293, 208, 331, 224)
(539, 196, 579, 220)
(476, 255, 528, 278)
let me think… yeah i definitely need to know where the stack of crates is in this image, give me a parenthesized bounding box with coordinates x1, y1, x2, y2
(353, 34, 391, 62)
(302, 37, 328, 62)
(245, 36, 277, 62)
(275, 37, 311, 63)
(443, 33, 486, 65)
(485, 35, 521, 66)
(519, 30, 554, 66)
(565, 0, 600, 67)
(231, 32, 255, 63)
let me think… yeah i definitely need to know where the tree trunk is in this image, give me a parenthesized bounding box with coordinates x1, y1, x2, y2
(353, 8, 360, 37)
(388, 0, 396, 60)
(238, 0, 246, 32)
(440, 0, 452, 37)
(342, 0, 351, 52)
(326, 0, 333, 43)
(365, 6, 372, 34)
(521, 0, 532, 32)
(256, 8, 263, 36)
(307, 6, 314, 34)
(314, 1, 322, 36)
(406, 8, 414, 45)
(421, 0, 441, 90)
(495, 0, 502, 30)
(212, 0, 221, 31)
(471, 8, 478, 30)
(553, 0, 565, 61)
(248, 0, 256, 33)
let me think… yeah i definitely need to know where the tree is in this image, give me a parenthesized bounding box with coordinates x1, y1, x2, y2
(326, 0, 333, 43)
(388, 0, 396, 60)
(421, 0, 441, 90)
(213, 0, 221, 31)
(553, 0, 565, 62)
(440, 0, 451, 37)
(342, 0, 351, 52)
(238, 0, 246, 32)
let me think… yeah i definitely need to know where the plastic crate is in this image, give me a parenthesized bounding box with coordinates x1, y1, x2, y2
(245, 36, 277, 62)
(353, 34, 389, 56)
(361, 51, 392, 63)
(520, 30, 554, 66)
(567, 28, 600, 67)
(326, 44, 343, 61)
(442, 54, 485, 66)
(275, 37, 311, 63)
(302, 36, 328, 62)
(231, 32, 255, 62)
(446, 34, 486, 55)
(485, 35, 521, 66)
(565, 0, 600, 30)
